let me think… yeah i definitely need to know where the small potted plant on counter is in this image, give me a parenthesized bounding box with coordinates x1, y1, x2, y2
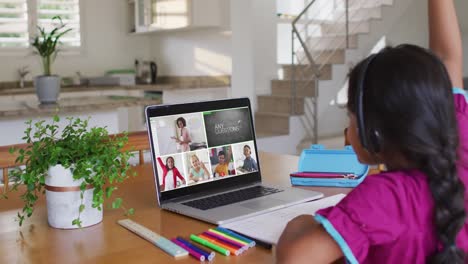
(5, 116, 135, 229)
(32, 16, 71, 105)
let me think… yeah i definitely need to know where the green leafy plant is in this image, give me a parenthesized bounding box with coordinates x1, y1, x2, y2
(4, 116, 136, 227)
(31, 16, 71, 76)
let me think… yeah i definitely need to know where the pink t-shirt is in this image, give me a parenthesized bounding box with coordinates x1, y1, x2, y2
(316, 93, 468, 263)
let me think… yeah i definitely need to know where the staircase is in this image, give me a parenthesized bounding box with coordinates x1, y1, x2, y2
(255, 0, 396, 153)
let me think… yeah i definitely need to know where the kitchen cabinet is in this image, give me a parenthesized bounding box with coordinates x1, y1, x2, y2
(129, 0, 222, 33)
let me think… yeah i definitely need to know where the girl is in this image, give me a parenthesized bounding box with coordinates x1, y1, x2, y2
(188, 154, 210, 183)
(157, 156, 186, 191)
(276, 0, 468, 263)
(171, 117, 191, 152)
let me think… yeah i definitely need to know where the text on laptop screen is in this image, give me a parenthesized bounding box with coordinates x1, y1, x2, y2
(149, 107, 259, 192)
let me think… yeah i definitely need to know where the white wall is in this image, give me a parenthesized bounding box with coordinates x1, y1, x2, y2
(151, 0, 277, 113)
(149, 29, 232, 76)
(230, 0, 277, 111)
(148, 0, 231, 76)
(252, 0, 277, 97)
(386, 0, 428, 47)
(386, 0, 468, 77)
(0, 0, 151, 82)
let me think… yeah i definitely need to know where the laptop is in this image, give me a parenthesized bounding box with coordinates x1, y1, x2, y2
(145, 97, 323, 225)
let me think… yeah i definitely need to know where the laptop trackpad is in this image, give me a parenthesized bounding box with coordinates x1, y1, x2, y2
(239, 198, 285, 210)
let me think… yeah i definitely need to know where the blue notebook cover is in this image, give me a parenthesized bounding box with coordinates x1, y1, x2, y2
(291, 144, 369, 187)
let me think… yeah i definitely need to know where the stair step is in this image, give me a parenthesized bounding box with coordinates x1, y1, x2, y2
(335, 6, 382, 21)
(296, 50, 345, 65)
(271, 80, 316, 97)
(255, 112, 290, 135)
(308, 35, 358, 50)
(309, 49, 346, 64)
(335, 0, 393, 9)
(257, 95, 305, 115)
(281, 64, 332, 80)
(320, 21, 370, 35)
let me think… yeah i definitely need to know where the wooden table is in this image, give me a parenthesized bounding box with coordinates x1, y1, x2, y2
(0, 152, 354, 264)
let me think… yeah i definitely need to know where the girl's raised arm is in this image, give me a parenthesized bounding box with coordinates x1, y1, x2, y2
(429, 0, 463, 88)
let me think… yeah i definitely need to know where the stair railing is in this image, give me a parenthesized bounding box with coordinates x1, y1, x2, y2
(291, 0, 321, 144)
(291, 0, 385, 145)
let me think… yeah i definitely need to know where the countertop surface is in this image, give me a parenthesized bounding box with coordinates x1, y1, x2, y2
(0, 84, 172, 96)
(0, 75, 231, 96)
(0, 95, 162, 120)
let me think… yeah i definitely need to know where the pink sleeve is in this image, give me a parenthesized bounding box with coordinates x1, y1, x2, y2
(454, 94, 468, 184)
(315, 174, 407, 263)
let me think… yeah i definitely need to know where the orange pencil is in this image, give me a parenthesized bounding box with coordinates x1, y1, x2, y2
(198, 234, 242, 255)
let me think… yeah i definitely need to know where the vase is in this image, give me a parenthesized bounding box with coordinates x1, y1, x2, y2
(45, 165, 103, 229)
(34, 75, 61, 105)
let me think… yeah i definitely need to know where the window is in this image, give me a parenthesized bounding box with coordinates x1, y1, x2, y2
(0, 0, 81, 49)
(0, 0, 29, 47)
(37, 0, 81, 47)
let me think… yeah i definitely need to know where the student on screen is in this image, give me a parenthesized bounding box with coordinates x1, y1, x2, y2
(214, 149, 235, 177)
(157, 156, 186, 191)
(189, 154, 210, 182)
(241, 145, 258, 172)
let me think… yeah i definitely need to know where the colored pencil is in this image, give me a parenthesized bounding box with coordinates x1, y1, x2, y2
(208, 229, 250, 247)
(171, 239, 205, 261)
(176, 237, 215, 261)
(198, 234, 242, 256)
(190, 234, 230, 256)
(215, 227, 256, 247)
(203, 231, 247, 250)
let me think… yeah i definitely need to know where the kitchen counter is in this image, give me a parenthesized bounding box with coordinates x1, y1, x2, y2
(0, 95, 161, 120)
(0, 75, 231, 96)
(0, 84, 171, 96)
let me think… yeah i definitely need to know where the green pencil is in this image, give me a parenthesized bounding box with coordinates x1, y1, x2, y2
(190, 234, 231, 256)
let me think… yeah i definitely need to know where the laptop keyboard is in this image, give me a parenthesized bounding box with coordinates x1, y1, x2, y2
(182, 186, 283, 210)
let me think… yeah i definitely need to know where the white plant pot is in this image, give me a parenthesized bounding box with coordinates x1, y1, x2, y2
(45, 165, 103, 229)
(34, 75, 61, 105)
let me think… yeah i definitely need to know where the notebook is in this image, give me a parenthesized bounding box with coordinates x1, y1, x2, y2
(220, 193, 346, 245)
(145, 98, 323, 225)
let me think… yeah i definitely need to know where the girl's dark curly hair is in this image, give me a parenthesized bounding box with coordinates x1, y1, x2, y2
(348, 44, 466, 263)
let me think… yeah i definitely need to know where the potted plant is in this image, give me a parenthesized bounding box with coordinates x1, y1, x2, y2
(32, 16, 71, 105)
(5, 116, 135, 229)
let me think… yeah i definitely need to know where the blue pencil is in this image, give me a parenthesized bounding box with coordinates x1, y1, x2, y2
(176, 236, 215, 261)
(215, 227, 256, 247)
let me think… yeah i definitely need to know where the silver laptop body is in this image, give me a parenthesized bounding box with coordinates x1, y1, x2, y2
(145, 98, 323, 225)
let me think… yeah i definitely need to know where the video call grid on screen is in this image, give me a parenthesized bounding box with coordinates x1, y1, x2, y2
(149, 106, 259, 192)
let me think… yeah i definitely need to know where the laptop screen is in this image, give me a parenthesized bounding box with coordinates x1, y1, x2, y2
(147, 101, 260, 196)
